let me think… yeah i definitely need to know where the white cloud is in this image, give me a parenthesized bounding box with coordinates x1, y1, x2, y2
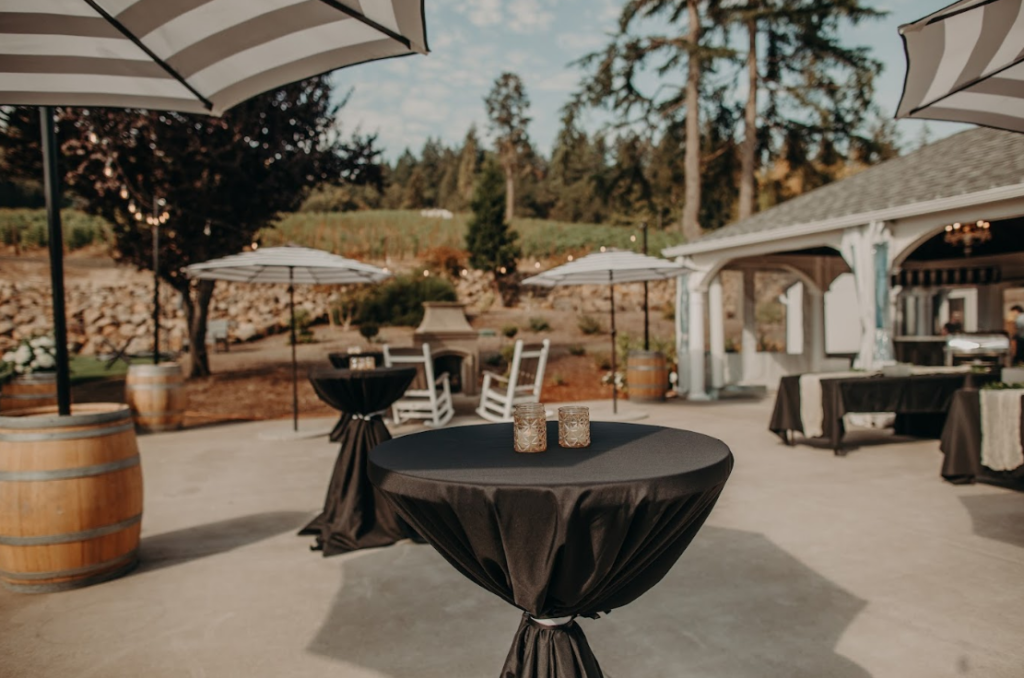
(557, 31, 606, 55)
(508, 0, 556, 32)
(535, 69, 579, 93)
(465, 0, 502, 27)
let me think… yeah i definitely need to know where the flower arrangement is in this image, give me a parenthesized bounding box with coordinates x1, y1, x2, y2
(1, 335, 57, 377)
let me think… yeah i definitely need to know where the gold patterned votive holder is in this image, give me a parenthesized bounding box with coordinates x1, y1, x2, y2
(558, 406, 591, 448)
(513, 403, 547, 453)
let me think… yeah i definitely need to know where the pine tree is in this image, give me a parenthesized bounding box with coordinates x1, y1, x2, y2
(456, 125, 481, 210)
(465, 161, 520, 276)
(485, 73, 532, 222)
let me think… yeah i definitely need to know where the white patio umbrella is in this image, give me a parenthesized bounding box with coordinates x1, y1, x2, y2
(523, 250, 689, 414)
(897, 0, 1024, 132)
(0, 0, 429, 416)
(186, 245, 391, 432)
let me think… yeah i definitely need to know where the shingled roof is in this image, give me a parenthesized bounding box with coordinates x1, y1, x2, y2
(665, 127, 1024, 254)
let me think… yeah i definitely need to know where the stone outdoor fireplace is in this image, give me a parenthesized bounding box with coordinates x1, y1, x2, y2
(414, 302, 480, 395)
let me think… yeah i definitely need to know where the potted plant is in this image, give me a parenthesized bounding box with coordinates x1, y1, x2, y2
(1, 335, 58, 411)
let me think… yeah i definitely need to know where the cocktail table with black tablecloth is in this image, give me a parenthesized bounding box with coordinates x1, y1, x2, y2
(327, 351, 385, 370)
(299, 366, 417, 555)
(941, 389, 1024, 487)
(770, 372, 997, 454)
(369, 421, 733, 678)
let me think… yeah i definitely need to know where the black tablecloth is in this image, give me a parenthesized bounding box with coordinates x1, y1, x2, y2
(327, 351, 385, 370)
(770, 372, 997, 453)
(298, 367, 417, 555)
(369, 421, 734, 678)
(940, 389, 1024, 486)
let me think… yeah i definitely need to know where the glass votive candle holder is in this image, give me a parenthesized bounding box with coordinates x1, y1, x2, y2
(558, 406, 591, 448)
(350, 355, 375, 371)
(513, 403, 547, 453)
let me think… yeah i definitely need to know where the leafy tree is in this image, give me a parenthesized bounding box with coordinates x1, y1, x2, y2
(484, 72, 532, 222)
(0, 76, 342, 377)
(465, 160, 520, 275)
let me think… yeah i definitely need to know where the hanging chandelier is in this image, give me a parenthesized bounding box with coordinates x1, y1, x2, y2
(943, 219, 991, 256)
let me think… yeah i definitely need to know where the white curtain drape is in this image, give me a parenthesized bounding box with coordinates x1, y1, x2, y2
(840, 221, 893, 370)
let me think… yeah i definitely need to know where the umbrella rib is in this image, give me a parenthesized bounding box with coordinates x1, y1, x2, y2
(82, 0, 215, 112)
(316, 0, 416, 52)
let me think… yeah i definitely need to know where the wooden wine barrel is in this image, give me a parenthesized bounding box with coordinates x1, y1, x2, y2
(125, 363, 187, 432)
(0, 403, 143, 593)
(0, 373, 57, 412)
(627, 350, 668, 402)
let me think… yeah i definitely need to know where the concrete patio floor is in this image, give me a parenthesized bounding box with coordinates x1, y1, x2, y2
(1, 396, 1022, 678)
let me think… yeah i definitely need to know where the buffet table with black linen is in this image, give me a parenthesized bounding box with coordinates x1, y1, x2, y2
(369, 421, 733, 678)
(940, 389, 1024, 487)
(770, 371, 996, 454)
(299, 366, 417, 555)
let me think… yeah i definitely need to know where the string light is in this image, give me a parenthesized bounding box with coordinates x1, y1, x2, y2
(567, 255, 574, 261)
(534, 262, 540, 269)
(600, 246, 607, 252)
(630, 235, 636, 242)
(119, 186, 128, 200)
(423, 269, 430, 277)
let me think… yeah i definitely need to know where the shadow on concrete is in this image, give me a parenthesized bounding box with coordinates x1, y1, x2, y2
(960, 493, 1024, 549)
(135, 511, 307, 574)
(308, 526, 869, 678)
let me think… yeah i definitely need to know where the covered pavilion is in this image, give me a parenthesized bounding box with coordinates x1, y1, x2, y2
(664, 127, 1024, 400)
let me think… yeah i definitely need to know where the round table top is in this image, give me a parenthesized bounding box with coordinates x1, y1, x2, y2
(308, 366, 416, 415)
(370, 421, 732, 490)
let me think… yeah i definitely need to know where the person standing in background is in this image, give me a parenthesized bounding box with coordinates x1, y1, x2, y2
(1012, 305, 1024, 365)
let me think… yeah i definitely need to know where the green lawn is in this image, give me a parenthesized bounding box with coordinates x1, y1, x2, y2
(264, 210, 684, 260)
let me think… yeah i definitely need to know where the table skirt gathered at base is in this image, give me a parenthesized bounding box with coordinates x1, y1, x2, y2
(299, 417, 417, 554)
(502, 614, 603, 678)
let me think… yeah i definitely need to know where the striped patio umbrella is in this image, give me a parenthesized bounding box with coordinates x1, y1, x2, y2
(897, 0, 1024, 132)
(186, 246, 392, 431)
(523, 250, 689, 414)
(0, 0, 429, 416)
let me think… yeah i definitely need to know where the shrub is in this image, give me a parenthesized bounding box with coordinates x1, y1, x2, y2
(483, 352, 503, 367)
(593, 353, 612, 371)
(355, 274, 457, 327)
(568, 344, 586, 357)
(500, 344, 517, 366)
(528, 316, 551, 332)
(551, 372, 567, 386)
(502, 324, 519, 339)
(358, 322, 380, 342)
(577, 314, 602, 335)
(290, 308, 315, 344)
(422, 245, 468, 278)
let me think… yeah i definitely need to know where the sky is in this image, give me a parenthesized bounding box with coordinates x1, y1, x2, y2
(331, 0, 969, 161)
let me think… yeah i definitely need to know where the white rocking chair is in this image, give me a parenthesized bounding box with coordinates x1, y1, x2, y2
(383, 343, 455, 427)
(477, 339, 550, 422)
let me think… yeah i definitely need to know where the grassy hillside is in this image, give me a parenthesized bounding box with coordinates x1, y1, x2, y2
(0, 208, 685, 261)
(0, 208, 111, 251)
(265, 210, 684, 260)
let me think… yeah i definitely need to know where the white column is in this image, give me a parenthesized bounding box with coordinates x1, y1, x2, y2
(708, 276, 725, 390)
(806, 286, 825, 373)
(688, 280, 709, 400)
(741, 270, 757, 384)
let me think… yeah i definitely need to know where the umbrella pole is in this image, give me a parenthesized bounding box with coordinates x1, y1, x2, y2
(40, 107, 71, 416)
(289, 266, 298, 432)
(642, 221, 650, 351)
(152, 201, 160, 365)
(610, 273, 617, 415)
